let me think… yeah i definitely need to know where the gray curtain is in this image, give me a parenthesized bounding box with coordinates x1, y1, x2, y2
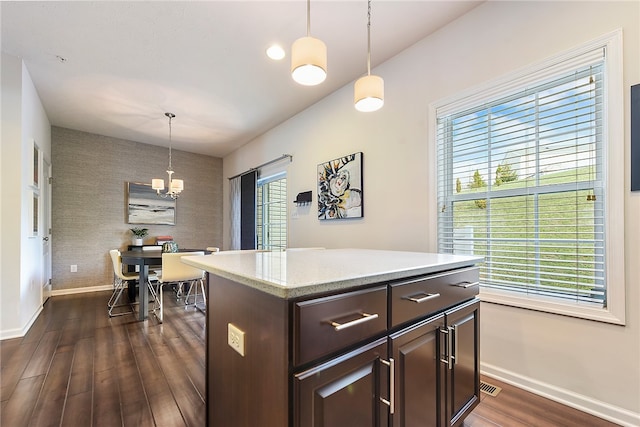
(229, 176, 241, 250)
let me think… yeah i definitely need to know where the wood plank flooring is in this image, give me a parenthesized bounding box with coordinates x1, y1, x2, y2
(1, 289, 205, 427)
(1, 291, 620, 426)
(463, 377, 620, 427)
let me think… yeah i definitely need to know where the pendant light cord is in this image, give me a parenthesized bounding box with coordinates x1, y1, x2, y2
(306, 0, 311, 36)
(367, 0, 372, 76)
(166, 112, 175, 173)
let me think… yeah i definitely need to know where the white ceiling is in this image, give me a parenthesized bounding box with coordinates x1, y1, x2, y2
(1, 1, 482, 157)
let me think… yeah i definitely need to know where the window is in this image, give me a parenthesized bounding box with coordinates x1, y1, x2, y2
(256, 172, 287, 250)
(434, 31, 624, 324)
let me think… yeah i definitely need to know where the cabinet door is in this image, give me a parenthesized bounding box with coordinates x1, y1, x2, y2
(294, 339, 389, 427)
(445, 299, 480, 427)
(390, 314, 445, 427)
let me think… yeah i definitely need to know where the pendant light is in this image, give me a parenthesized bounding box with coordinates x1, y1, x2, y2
(354, 0, 384, 112)
(152, 112, 184, 199)
(291, 0, 327, 86)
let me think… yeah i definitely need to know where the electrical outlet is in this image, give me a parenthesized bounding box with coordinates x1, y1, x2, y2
(228, 323, 245, 356)
(70, 265, 77, 273)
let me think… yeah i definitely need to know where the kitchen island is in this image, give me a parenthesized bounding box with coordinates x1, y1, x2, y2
(182, 248, 483, 427)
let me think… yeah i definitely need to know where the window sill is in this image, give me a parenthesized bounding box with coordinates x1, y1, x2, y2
(479, 288, 625, 325)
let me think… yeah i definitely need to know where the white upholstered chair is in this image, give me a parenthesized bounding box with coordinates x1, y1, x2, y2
(153, 251, 205, 322)
(108, 249, 157, 317)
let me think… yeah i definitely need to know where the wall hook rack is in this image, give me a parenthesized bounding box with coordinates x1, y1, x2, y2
(294, 191, 312, 206)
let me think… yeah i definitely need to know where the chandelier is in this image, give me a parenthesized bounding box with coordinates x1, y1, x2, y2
(152, 112, 184, 199)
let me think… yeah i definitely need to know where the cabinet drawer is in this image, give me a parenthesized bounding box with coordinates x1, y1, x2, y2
(390, 267, 479, 327)
(294, 286, 387, 366)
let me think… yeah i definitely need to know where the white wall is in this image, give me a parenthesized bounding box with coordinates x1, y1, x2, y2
(21, 61, 51, 325)
(222, 2, 640, 425)
(1, 53, 24, 337)
(0, 53, 51, 338)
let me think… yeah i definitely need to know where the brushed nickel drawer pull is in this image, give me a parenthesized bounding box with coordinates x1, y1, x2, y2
(329, 312, 379, 331)
(447, 325, 455, 369)
(405, 292, 440, 303)
(439, 326, 455, 370)
(380, 358, 395, 414)
(453, 324, 459, 365)
(451, 281, 479, 288)
(439, 327, 450, 367)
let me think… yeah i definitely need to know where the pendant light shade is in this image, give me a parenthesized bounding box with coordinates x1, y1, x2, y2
(354, 0, 384, 112)
(152, 179, 164, 191)
(354, 75, 384, 112)
(291, 36, 327, 86)
(291, 0, 326, 86)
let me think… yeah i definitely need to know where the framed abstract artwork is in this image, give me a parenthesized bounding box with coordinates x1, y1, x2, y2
(317, 152, 363, 220)
(127, 182, 176, 225)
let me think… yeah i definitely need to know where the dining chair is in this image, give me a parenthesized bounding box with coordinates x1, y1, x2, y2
(182, 247, 219, 308)
(181, 250, 210, 307)
(108, 249, 158, 317)
(215, 249, 270, 254)
(153, 251, 205, 323)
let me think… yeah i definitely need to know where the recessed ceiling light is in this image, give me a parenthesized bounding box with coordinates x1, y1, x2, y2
(266, 45, 285, 61)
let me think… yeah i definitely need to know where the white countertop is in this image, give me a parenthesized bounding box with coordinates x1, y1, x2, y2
(181, 248, 483, 299)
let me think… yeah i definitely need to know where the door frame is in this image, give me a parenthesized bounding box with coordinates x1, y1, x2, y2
(41, 157, 52, 303)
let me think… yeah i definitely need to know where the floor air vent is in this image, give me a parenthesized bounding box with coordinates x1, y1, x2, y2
(480, 381, 502, 397)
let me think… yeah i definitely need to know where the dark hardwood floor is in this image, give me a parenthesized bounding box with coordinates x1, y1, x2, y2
(464, 377, 619, 427)
(1, 289, 206, 427)
(1, 290, 619, 426)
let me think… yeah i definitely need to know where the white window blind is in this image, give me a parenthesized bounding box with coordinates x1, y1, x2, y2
(256, 172, 287, 250)
(437, 50, 606, 307)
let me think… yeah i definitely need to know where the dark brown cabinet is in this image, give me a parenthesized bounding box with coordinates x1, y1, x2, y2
(294, 338, 390, 427)
(445, 299, 480, 427)
(293, 286, 388, 366)
(387, 299, 479, 427)
(293, 271, 480, 427)
(390, 313, 445, 427)
(207, 265, 480, 427)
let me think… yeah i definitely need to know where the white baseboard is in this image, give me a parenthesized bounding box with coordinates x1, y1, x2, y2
(50, 284, 112, 296)
(481, 362, 640, 427)
(0, 305, 43, 340)
(1, 286, 113, 340)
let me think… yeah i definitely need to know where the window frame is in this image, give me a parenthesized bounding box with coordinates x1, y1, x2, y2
(430, 30, 625, 324)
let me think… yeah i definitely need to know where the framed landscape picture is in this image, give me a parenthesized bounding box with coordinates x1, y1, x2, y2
(127, 182, 176, 225)
(31, 139, 40, 189)
(317, 152, 363, 220)
(30, 191, 39, 237)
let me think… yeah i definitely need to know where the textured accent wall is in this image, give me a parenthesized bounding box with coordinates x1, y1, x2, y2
(51, 126, 223, 291)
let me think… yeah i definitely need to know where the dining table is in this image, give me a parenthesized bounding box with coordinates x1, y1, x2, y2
(120, 249, 210, 321)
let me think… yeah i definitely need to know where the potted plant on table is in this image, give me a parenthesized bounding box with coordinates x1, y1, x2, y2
(130, 227, 148, 246)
